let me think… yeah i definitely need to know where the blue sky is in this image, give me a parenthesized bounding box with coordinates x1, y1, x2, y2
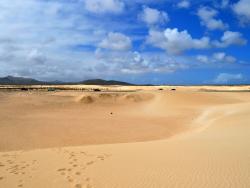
(0, 0, 250, 84)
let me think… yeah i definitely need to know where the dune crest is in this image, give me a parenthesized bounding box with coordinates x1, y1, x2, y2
(77, 92, 155, 104)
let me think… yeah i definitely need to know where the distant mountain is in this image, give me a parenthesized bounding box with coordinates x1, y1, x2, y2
(79, 79, 134, 86)
(0, 76, 45, 85)
(0, 76, 133, 86)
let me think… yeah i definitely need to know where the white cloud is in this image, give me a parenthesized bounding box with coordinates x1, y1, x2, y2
(139, 6, 169, 25)
(221, 0, 229, 8)
(95, 50, 187, 74)
(196, 52, 236, 64)
(177, 1, 190, 9)
(98, 32, 132, 51)
(214, 73, 243, 84)
(212, 52, 236, 63)
(233, 0, 250, 20)
(147, 28, 210, 54)
(213, 31, 247, 47)
(0, 0, 131, 81)
(84, 0, 124, 14)
(0, 0, 187, 81)
(196, 55, 209, 63)
(197, 7, 227, 30)
(0, 0, 248, 83)
(26, 49, 47, 65)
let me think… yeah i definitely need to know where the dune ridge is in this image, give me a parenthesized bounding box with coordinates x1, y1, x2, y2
(76, 92, 154, 104)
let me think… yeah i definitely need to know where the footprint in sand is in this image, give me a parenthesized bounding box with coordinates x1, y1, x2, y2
(75, 172, 81, 175)
(20, 166, 26, 170)
(104, 154, 112, 158)
(6, 160, 13, 164)
(53, 151, 111, 188)
(32, 160, 37, 164)
(86, 161, 94, 166)
(57, 168, 67, 176)
(0, 177, 4, 180)
(75, 184, 82, 188)
(97, 155, 105, 161)
(57, 168, 66, 172)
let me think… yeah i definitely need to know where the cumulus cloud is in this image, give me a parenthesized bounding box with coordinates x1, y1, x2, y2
(232, 0, 250, 24)
(0, 0, 125, 81)
(213, 31, 247, 47)
(212, 52, 236, 63)
(95, 50, 187, 74)
(0, 0, 248, 83)
(197, 7, 227, 30)
(139, 6, 169, 26)
(196, 52, 236, 64)
(84, 0, 125, 14)
(214, 73, 243, 84)
(26, 49, 47, 65)
(0, 0, 188, 82)
(233, 0, 250, 17)
(221, 0, 229, 8)
(98, 32, 132, 51)
(146, 28, 210, 54)
(177, 1, 190, 9)
(196, 55, 209, 63)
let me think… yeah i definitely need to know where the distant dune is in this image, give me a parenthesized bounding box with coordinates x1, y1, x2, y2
(0, 86, 250, 188)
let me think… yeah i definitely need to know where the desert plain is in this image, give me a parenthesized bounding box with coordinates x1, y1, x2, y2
(0, 85, 250, 188)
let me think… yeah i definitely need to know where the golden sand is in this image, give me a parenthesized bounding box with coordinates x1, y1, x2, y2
(0, 86, 249, 188)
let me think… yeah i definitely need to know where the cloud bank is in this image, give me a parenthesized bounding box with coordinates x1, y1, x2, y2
(0, 0, 249, 84)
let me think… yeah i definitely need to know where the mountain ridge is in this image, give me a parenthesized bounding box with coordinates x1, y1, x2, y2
(0, 76, 134, 86)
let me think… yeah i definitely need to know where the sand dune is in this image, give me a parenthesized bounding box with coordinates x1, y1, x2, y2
(0, 86, 250, 187)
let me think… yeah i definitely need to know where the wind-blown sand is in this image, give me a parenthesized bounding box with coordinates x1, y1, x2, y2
(0, 86, 250, 188)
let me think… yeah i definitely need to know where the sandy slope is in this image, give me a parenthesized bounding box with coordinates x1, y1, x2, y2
(0, 87, 250, 188)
